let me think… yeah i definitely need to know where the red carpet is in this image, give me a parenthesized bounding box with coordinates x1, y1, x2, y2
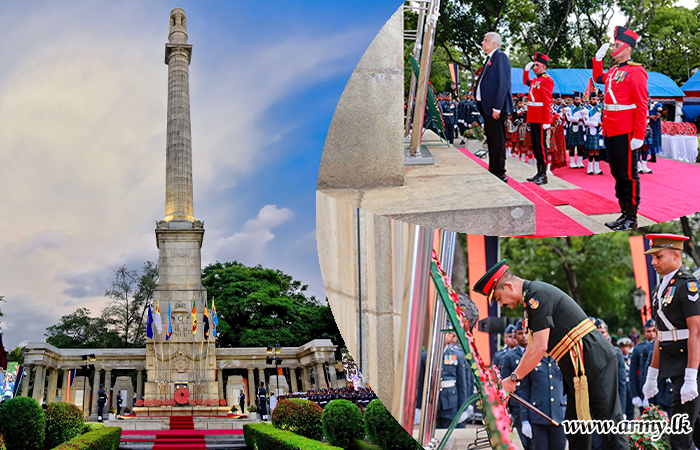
(525, 184, 620, 215)
(552, 158, 700, 223)
(152, 416, 206, 450)
(458, 148, 593, 236)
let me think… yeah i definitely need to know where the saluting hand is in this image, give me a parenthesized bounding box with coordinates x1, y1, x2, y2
(595, 43, 610, 61)
(524, 62, 534, 72)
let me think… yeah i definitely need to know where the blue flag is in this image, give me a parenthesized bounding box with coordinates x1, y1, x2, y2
(146, 301, 154, 339)
(166, 301, 172, 340)
(212, 300, 218, 338)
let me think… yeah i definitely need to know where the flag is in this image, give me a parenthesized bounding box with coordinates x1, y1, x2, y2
(154, 300, 163, 334)
(203, 306, 210, 340)
(448, 63, 460, 96)
(146, 301, 154, 339)
(583, 77, 596, 99)
(212, 300, 218, 338)
(166, 301, 172, 340)
(65, 368, 76, 400)
(192, 301, 197, 335)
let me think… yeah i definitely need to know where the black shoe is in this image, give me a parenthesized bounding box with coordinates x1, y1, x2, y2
(498, 173, 508, 183)
(649, 155, 657, 163)
(534, 175, 548, 185)
(605, 202, 628, 229)
(527, 173, 539, 182)
(612, 213, 638, 230)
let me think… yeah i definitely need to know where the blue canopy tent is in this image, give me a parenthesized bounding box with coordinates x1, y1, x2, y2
(680, 70, 700, 121)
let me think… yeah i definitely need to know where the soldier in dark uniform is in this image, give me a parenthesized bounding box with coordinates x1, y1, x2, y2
(641, 233, 700, 450)
(519, 354, 567, 450)
(502, 320, 533, 450)
(439, 92, 457, 144)
(617, 337, 635, 419)
(474, 260, 627, 450)
(593, 27, 648, 231)
(494, 324, 516, 374)
(415, 327, 472, 428)
(630, 319, 672, 415)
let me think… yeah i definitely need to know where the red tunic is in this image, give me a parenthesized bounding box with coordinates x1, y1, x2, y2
(523, 72, 554, 124)
(592, 59, 648, 140)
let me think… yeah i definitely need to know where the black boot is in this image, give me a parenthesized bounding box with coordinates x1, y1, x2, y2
(605, 201, 628, 230)
(612, 204, 638, 231)
(534, 163, 548, 185)
(527, 163, 543, 182)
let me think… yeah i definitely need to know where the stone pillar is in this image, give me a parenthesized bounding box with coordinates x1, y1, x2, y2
(89, 370, 101, 420)
(315, 363, 326, 389)
(164, 7, 195, 221)
(302, 366, 311, 392)
(327, 363, 338, 389)
(104, 370, 112, 408)
(32, 365, 45, 404)
(46, 369, 59, 404)
(136, 370, 143, 401)
(247, 368, 256, 408)
(290, 368, 298, 393)
(22, 365, 32, 396)
(218, 370, 224, 399)
(60, 369, 69, 401)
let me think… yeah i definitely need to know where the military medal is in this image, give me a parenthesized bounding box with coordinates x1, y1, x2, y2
(663, 286, 676, 307)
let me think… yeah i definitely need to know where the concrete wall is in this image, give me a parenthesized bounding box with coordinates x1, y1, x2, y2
(317, 8, 404, 188)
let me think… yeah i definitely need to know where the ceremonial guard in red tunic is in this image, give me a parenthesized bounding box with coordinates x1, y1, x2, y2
(593, 26, 648, 231)
(523, 52, 554, 185)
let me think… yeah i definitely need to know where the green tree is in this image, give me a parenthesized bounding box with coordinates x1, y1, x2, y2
(102, 262, 158, 347)
(45, 308, 121, 349)
(202, 261, 344, 351)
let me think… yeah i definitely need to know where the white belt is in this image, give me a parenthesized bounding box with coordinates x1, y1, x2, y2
(441, 380, 456, 388)
(660, 329, 689, 342)
(604, 104, 636, 111)
(528, 102, 543, 107)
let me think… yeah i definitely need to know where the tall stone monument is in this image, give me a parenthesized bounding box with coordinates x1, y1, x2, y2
(144, 7, 218, 403)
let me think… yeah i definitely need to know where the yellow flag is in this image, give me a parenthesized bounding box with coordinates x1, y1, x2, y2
(192, 301, 197, 334)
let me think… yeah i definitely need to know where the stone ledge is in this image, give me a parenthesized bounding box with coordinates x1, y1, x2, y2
(319, 142, 536, 236)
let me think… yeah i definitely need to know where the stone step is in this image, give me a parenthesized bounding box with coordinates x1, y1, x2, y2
(120, 436, 246, 450)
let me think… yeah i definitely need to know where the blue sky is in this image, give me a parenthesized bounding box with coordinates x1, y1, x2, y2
(0, 0, 402, 349)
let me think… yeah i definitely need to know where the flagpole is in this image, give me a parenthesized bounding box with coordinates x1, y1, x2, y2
(192, 296, 196, 401)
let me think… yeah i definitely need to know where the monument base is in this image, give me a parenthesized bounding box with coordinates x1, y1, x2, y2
(133, 406, 233, 417)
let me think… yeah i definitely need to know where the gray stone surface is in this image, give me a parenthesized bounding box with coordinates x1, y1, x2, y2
(318, 9, 404, 189)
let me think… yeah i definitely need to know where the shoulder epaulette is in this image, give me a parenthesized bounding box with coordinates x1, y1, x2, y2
(541, 74, 550, 78)
(628, 62, 643, 66)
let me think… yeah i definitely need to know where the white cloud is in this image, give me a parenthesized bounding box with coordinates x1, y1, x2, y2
(211, 205, 294, 264)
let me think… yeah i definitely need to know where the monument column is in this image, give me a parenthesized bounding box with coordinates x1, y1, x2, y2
(104, 370, 112, 409)
(46, 369, 58, 404)
(327, 363, 338, 389)
(290, 368, 298, 393)
(22, 365, 32, 396)
(90, 369, 101, 421)
(136, 370, 143, 401)
(217, 370, 224, 399)
(32, 365, 45, 404)
(247, 368, 256, 408)
(60, 369, 69, 401)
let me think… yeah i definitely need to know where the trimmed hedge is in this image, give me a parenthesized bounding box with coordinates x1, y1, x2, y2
(322, 400, 365, 449)
(45, 402, 85, 448)
(51, 426, 121, 450)
(244, 423, 343, 450)
(0, 396, 45, 450)
(272, 398, 323, 440)
(82, 422, 105, 434)
(354, 440, 381, 450)
(364, 400, 421, 450)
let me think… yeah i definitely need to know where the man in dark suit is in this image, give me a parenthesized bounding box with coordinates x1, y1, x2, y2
(475, 32, 513, 183)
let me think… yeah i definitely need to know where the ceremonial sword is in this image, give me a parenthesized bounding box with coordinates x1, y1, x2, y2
(509, 392, 560, 426)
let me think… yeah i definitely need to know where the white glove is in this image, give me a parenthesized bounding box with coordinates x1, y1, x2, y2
(623, 414, 627, 420)
(524, 62, 534, 72)
(459, 409, 470, 423)
(631, 138, 644, 150)
(642, 367, 659, 400)
(680, 368, 699, 404)
(632, 396, 643, 407)
(642, 398, 650, 409)
(414, 408, 421, 424)
(522, 421, 533, 439)
(543, 124, 550, 130)
(595, 43, 610, 61)
(467, 404, 474, 419)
